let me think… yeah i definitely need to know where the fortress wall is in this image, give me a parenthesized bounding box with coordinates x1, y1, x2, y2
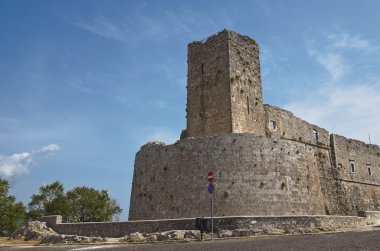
(330, 134, 380, 211)
(228, 31, 266, 136)
(312, 147, 353, 215)
(129, 134, 326, 220)
(186, 31, 232, 138)
(264, 105, 329, 147)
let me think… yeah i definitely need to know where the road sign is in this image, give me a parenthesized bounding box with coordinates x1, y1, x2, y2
(208, 171, 214, 183)
(206, 171, 215, 239)
(208, 183, 215, 194)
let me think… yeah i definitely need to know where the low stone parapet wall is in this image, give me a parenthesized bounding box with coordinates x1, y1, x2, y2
(358, 211, 380, 221)
(38, 213, 380, 238)
(38, 216, 196, 237)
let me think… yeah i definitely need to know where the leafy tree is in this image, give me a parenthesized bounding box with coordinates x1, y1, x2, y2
(27, 181, 69, 220)
(0, 179, 26, 236)
(66, 186, 122, 222)
(27, 181, 122, 222)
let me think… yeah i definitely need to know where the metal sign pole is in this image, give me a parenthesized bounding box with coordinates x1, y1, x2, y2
(211, 193, 213, 240)
(207, 171, 214, 240)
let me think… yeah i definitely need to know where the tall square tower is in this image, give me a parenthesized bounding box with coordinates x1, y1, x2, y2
(186, 30, 266, 138)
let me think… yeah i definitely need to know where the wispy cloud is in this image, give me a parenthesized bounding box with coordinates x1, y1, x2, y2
(307, 41, 349, 81)
(70, 8, 232, 44)
(0, 144, 60, 179)
(328, 32, 378, 54)
(284, 30, 380, 144)
(72, 16, 127, 42)
(286, 82, 380, 144)
(306, 30, 379, 82)
(316, 53, 348, 81)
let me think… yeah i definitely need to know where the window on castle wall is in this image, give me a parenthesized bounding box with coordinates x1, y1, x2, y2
(269, 121, 276, 131)
(350, 160, 355, 173)
(367, 164, 372, 176)
(312, 129, 319, 140)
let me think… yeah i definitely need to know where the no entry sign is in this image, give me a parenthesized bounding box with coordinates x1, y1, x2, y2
(208, 171, 214, 183)
(208, 170, 215, 194)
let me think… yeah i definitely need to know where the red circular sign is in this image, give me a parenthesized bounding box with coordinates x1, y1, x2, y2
(208, 171, 214, 183)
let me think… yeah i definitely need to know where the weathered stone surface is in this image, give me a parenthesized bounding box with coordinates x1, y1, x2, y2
(146, 234, 158, 241)
(218, 230, 233, 238)
(184, 230, 200, 239)
(38, 214, 376, 238)
(264, 105, 330, 147)
(129, 134, 326, 220)
(186, 29, 265, 138)
(331, 134, 380, 214)
(129, 232, 145, 242)
(11, 221, 57, 240)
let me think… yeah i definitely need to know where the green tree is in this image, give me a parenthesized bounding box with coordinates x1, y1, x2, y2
(66, 186, 122, 222)
(0, 179, 26, 236)
(27, 181, 69, 220)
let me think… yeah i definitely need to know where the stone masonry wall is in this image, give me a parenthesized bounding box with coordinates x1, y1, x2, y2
(38, 214, 374, 238)
(262, 105, 351, 215)
(186, 30, 266, 138)
(129, 134, 326, 220)
(228, 31, 266, 136)
(264, 104, 329, 147)
(186, 30, 232, 138)
(331, 134, 380, 212)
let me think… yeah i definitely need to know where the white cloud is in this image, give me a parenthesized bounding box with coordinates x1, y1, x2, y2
(39, 144, 61, 153)
(72, 16, 127, 42)
(70, 9, 232, 44)
(328, 33, 378, 54)
(285, 82, 380, 144)
(0, 144, 60, 179)
(307, 41, 349, 81)
(315, 53, 349, 81)
(284, 30, 380, 145)
(306, 30, 379, 82)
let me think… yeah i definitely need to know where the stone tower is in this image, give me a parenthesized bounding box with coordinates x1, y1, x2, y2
(186, 29, 266, 138)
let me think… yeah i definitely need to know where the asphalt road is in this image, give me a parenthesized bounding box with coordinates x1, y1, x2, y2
(2, 228, 380, 251)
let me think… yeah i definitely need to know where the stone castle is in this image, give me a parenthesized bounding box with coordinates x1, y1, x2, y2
(129, 30, 380, 220)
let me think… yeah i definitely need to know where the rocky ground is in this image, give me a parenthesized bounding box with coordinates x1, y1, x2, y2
(5, 220, 379, 246)
(8, 221, 203, 244)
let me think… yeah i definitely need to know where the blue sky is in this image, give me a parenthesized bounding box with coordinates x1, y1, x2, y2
(1, 0, 380, 220)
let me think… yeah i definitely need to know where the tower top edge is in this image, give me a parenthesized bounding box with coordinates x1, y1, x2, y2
(188, 29, 258, 47)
